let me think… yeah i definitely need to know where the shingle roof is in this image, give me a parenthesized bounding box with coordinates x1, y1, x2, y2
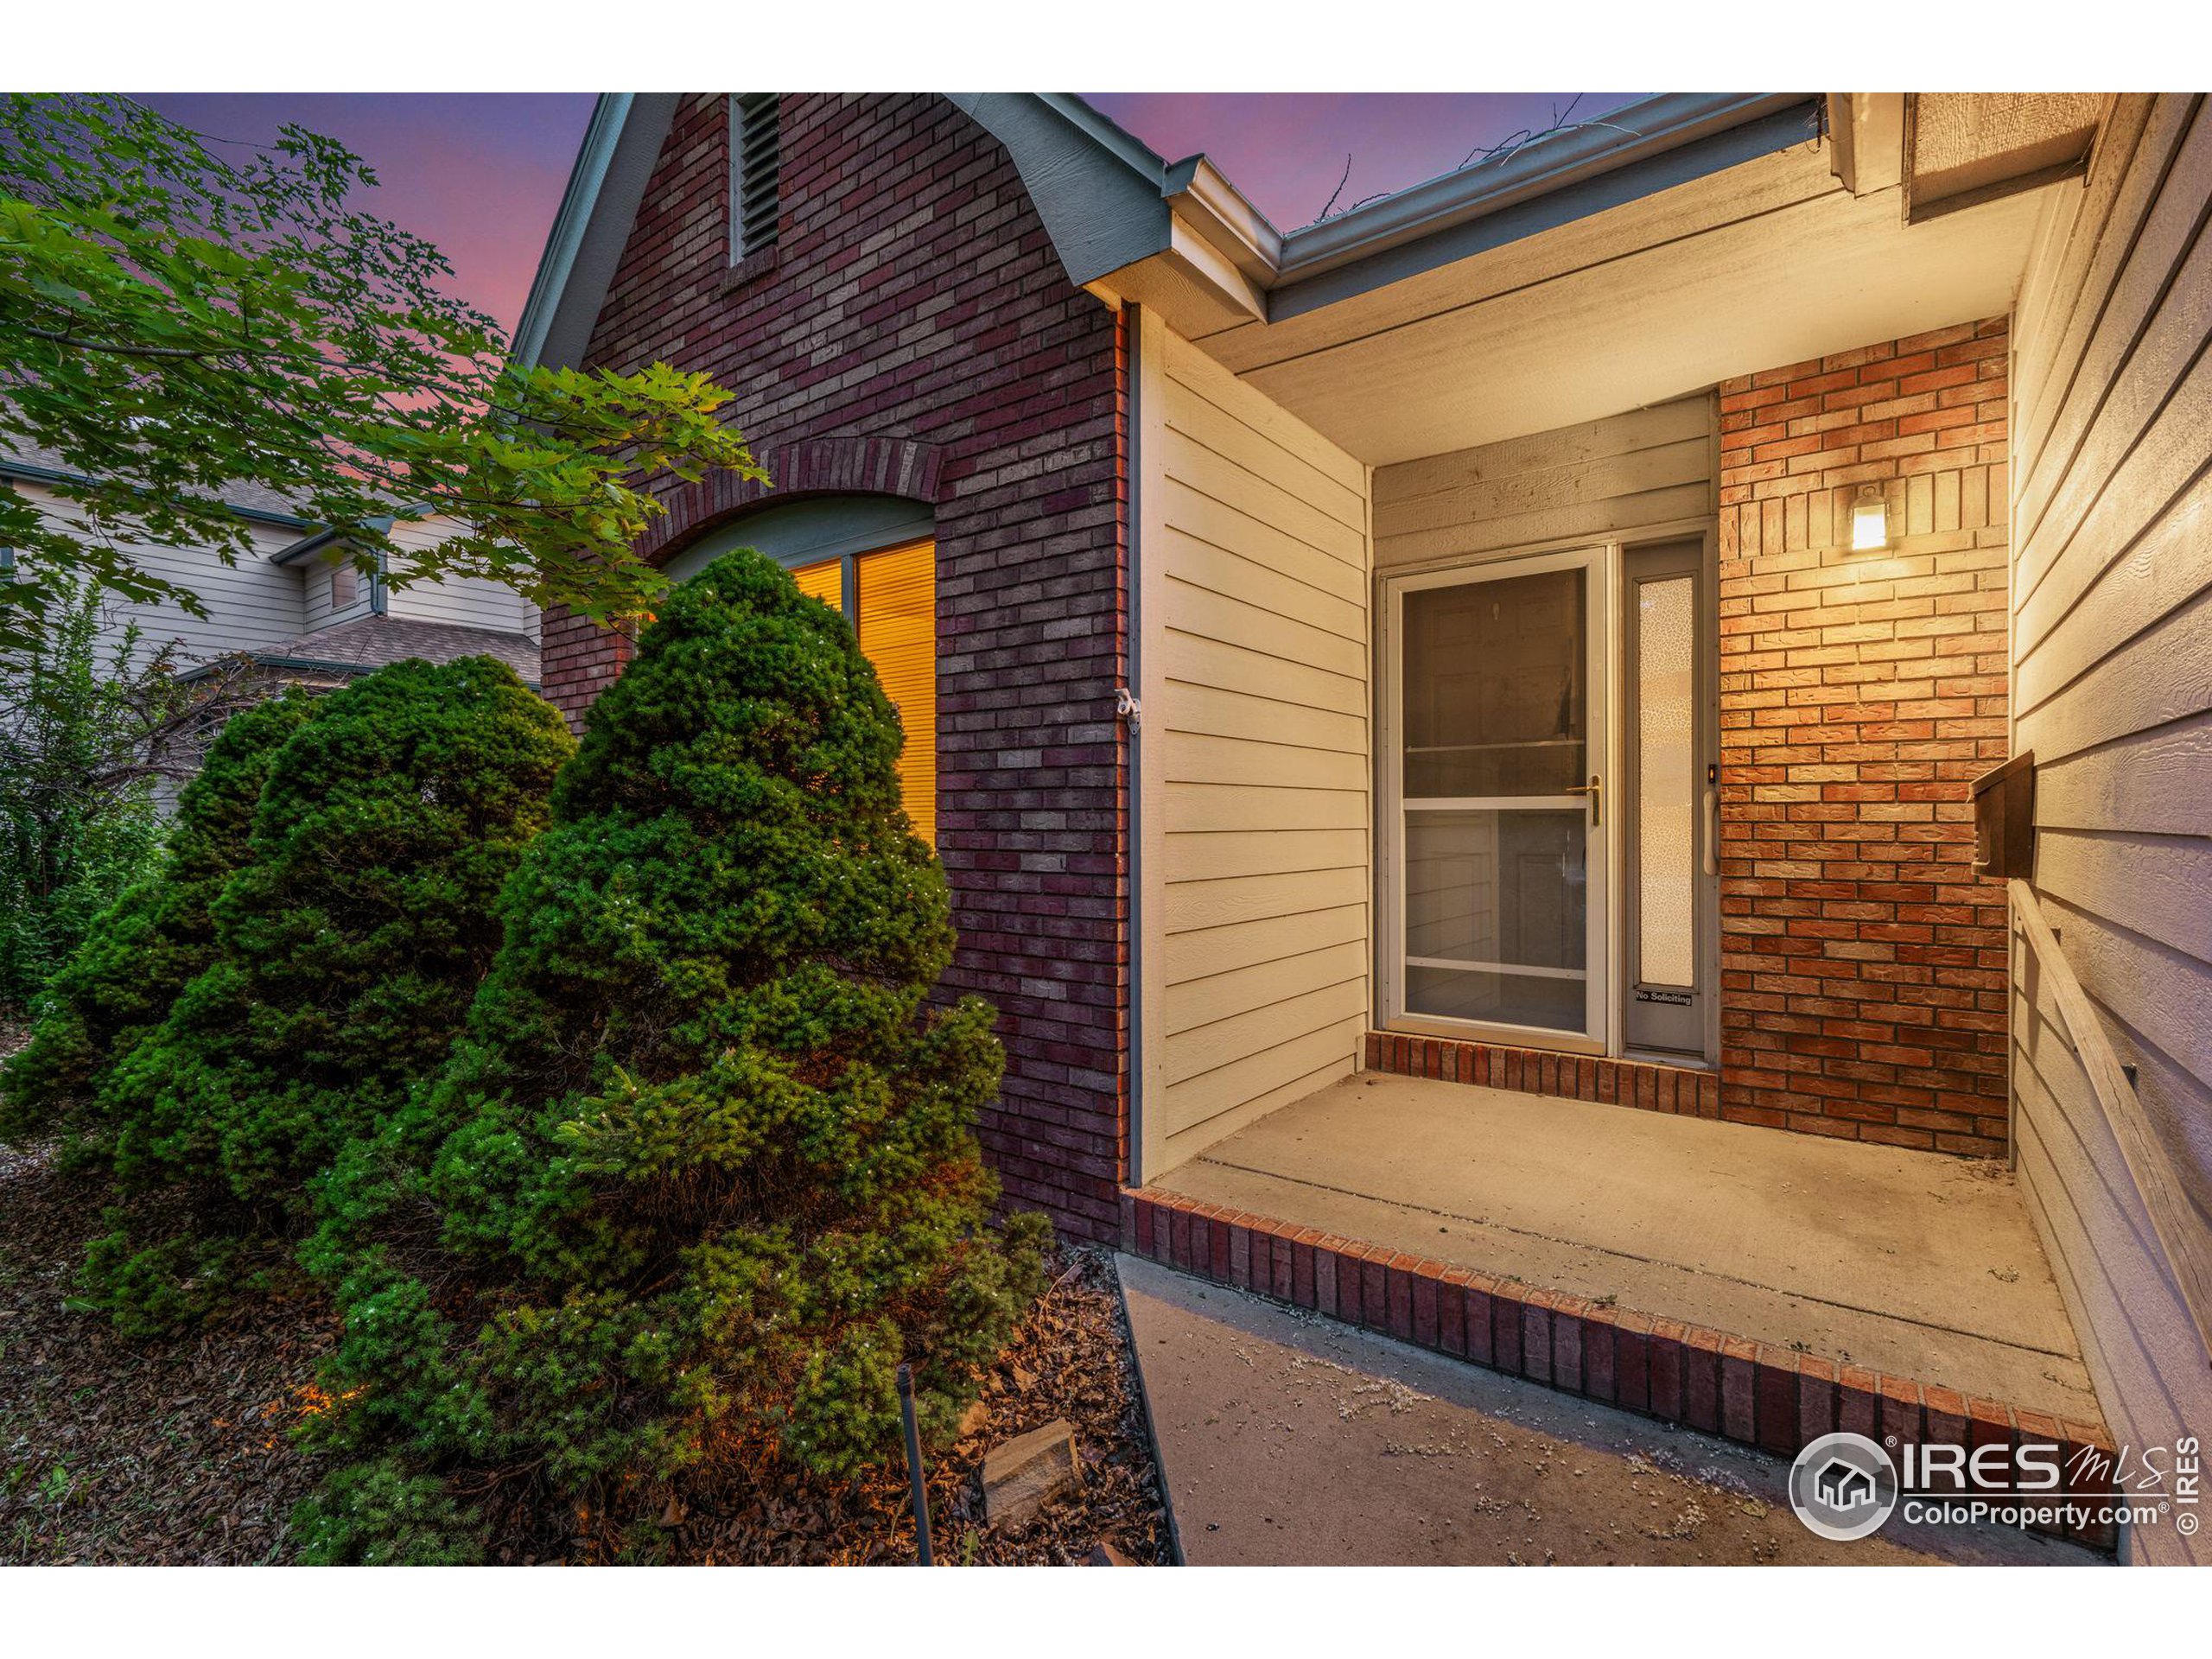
(0, 438, 316, 524)
(247, 615, 540, 686)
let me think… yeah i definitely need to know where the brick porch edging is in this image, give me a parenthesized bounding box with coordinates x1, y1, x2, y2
(1366, 1032, 1723, 1119)
(1120, 1185, 2117, 1550)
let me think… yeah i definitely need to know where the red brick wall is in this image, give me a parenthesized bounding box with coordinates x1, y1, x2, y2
(545, 94, 1128, 1237)
(1716, 319, 2012, 1157)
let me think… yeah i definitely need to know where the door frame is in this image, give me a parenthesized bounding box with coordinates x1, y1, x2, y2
(1377, 542, 1613, 1056)
(1373, 517, 1719, 1064)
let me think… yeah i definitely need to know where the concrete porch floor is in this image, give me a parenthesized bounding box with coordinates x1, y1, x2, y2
(1152, 1072, 2099, 1427)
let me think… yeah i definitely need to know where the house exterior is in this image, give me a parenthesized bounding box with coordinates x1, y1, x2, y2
(1, 444, 543, 696)
(518, 92, 2211, 1560)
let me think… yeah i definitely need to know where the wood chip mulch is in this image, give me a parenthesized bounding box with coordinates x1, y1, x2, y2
(1, 1009, 1169, 1567)
(497, 1245, 1174, 1567)
(0, 1134, 340, 1565)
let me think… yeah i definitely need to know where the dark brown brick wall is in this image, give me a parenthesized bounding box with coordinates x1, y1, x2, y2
(1717, 320, 2012, 1157)
(544, 93, 1128, 1236)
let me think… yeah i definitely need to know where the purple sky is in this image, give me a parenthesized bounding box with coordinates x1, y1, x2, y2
(141, 93, 595, 338)
(1086, 93, 1642, 231)
(136, 92, 1640, 334)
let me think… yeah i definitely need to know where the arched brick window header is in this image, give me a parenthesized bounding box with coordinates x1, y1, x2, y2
(634, 437, 946, 567)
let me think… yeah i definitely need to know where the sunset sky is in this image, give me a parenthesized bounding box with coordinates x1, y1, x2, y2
(138, 92, 1642, 336)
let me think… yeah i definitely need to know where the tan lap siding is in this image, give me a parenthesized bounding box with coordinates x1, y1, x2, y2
(1143, 322, 1372, 1177)
(2010, 92, 2212, 1564)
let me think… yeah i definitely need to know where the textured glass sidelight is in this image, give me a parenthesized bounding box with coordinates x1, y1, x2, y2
(1636, 575, 1695, 988)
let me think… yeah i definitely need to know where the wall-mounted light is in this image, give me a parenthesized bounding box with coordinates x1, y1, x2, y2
(1850, 483, 1891, 552)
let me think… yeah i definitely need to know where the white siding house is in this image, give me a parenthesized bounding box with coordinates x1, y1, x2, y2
(6, 474, 311, 670)
(3, 448, 541, 698)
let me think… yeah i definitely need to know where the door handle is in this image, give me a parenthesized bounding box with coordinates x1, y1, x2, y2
(1702, 788, 1719, 876)
(1565, 773, 1601, 827)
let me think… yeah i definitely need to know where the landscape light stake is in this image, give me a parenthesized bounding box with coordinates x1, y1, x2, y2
(895, 1363, 933, 1565)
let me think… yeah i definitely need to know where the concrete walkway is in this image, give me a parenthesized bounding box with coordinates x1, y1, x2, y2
(1153, 1073, 2097, 1424)
(1119, 1255, 2099, 1567)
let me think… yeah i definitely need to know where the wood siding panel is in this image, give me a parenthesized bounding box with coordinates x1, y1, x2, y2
(2012, 914, 2212, 1568)
(1156, 1019, 1373, 1173)
(1372, 395, 1716, 570)
(1158, 904, 1368, 990)
(14, 481, 305, 671)
(2033, 711, 2212, 838)
(302, 553, 376, 632)
(385, 519, 540, 635)
(1161, 827, 1368, 884)
(1143, 325, 1372, 1177)
(2010, 94, 2212, 1560)
(1161, 940, 1370, 1038)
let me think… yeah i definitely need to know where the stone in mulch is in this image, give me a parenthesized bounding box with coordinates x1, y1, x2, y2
(982, 1418, 1081, 1528)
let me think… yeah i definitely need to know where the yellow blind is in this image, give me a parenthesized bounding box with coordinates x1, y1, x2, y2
(791, 557, 842, 613)
(855, 540, 937, 844)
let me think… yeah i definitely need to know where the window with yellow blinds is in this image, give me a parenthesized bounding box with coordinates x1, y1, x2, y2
(790, 543, 935, 843)
(791, 557, 843, 613)
(855, 541, 936, 844)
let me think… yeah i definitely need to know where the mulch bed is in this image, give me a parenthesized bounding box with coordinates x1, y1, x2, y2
(0, 1013, 1169, 1567)
(0, 1134, 340, 1565)
(531, 1246, 1173, 1566)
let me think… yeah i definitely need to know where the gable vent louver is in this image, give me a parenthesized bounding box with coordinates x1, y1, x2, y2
(732, 93, 781, 260)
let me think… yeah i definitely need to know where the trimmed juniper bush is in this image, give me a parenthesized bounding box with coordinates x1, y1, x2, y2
(0, 690, 315, 1154)
(298, 550, 1046, 1564)
(84, 657, 573, 1332)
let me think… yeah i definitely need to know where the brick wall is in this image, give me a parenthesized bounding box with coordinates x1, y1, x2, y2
(546, 94, 1128, 1237)
(1716, 319, 2011, 1157)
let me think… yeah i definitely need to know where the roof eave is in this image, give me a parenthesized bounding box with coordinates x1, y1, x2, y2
(270, 514, 397, 566)
(509, 92, 1821, 379)
(0, 457, 317, 531)
(1162, 154, 1283, 283)
(1268, 92, 1819, 286)
(1099, 92, 1822, 334)
(512, 92, 679, 374)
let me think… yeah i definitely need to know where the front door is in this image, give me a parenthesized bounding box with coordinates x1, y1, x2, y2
(1383, 548, 1609, 1051)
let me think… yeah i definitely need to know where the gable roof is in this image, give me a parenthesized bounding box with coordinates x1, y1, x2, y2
(512, 93, 681, 377)
(511, 92, 1811, 373)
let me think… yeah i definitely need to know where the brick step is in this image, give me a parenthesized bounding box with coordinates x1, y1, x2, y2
(1120, 1183, 2118, 1553)
(1367, 1031, 1721, 1118)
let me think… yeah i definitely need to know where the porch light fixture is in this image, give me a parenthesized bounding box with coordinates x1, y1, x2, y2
(1850, 483, 1891, 552)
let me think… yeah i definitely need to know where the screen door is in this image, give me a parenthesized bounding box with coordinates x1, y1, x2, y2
(1387, 549, 1607, 1047)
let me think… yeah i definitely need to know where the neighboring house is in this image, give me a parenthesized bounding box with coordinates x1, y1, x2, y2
(1, 443, 542, 698)
(518, 92, 2211, 1560)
